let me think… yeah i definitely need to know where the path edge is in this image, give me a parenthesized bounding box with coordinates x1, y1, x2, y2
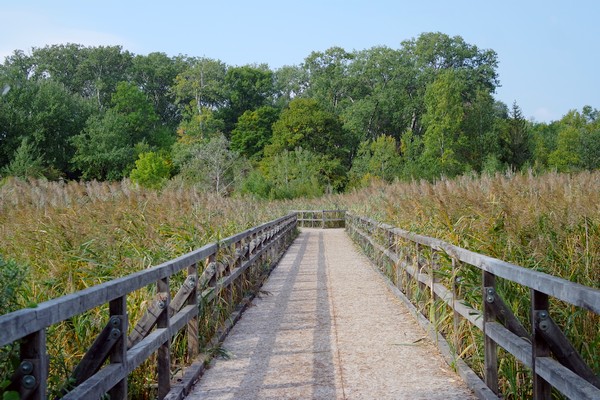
(164, 229, 299, 400)
(360, 252, 499, 400)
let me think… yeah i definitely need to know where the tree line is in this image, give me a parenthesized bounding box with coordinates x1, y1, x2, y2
(1, 32, 598, 198)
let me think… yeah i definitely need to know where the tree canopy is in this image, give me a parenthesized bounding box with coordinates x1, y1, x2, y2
(0, 32, 597, 197)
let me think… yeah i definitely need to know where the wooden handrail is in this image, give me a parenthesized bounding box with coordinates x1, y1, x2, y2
(345, 212, 600, 400)
(0, 213, 298, 400)
(291, 209, 346, 228)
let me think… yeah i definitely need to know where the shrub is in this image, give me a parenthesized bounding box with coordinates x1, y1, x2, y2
(130, 152, 172, 189)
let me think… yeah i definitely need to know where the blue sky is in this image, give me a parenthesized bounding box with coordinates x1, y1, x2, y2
(2, 0, 598, 123)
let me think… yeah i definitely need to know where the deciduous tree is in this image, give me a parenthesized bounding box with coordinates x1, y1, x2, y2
(420, 70, 468, 178)
(230, 106, 280, 160)
(349, 135, 402, 188)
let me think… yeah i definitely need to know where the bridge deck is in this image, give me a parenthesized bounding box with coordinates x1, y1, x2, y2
(187, 228, 475, 399)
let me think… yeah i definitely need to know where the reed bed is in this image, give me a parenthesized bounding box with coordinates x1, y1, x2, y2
(0, 178, 290, 398)
(338, 170, 600, 398)
(1, 170, 598, 398)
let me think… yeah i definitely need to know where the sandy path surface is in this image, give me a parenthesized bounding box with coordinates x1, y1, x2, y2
(186, 229, 475, 400)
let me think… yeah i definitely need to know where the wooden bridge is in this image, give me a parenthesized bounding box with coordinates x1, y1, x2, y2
(0, 210, 599, 399)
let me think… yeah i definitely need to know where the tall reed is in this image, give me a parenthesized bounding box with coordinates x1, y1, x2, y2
(0, 178, 291, 398)
(338, 170, 600, 398)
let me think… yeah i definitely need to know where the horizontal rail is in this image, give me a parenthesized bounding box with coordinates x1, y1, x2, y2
(345, 212, 600, 400)
(0, 213, 298, 400)
(387, 226, 599, 314)
(291, 209, 346, 228)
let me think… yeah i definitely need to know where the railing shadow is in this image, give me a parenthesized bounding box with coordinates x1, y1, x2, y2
(345, 212, 600, 400)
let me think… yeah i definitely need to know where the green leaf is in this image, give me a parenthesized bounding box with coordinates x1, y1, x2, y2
(3, 390, 20, 400)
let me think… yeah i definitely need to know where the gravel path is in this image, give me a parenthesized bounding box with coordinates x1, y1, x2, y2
(187, 228, 476, 400)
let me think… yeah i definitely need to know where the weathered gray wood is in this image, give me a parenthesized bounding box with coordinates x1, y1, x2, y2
(481, 313, 600, 400)
(346, 213, 600, 400)
(0, 242, 217, 346)
(486, 288, 529, 339)
(69, 308, 195, 399)
(483, 274, 499, 395)
(169, 275, 196, 316)
(8, 330, 47, 400)
(198, 261, 218, 288)
(536, 357, 600, 400)
(293, 209, 345, 228)
(484, 322, 532, 367)
(348, 213, 600, 314)
(220, 214, 295, 247)
(61, 363, 123, 400)
(538, 315, 600, 389)
(127, 292, 168, 349)
(186, 265, 199, 362)
(532, 290, 551, 400)
(109, 296, 127, 400)
(452, 258, 460, 356)
(67, 315, 124, 392)
(157, 277, 171, 400)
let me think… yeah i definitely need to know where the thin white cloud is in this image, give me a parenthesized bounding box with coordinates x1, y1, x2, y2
(0, 8, 134, 62)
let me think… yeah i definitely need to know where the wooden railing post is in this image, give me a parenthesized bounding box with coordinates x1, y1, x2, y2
(429, 250, 438, 326)
(108, 295, 128, 399)
(17, 330, 47, 400)
(531, 289, 551, 400)
(483, 271, 499, 395)
(451, 258, 460, 357)
(187, 263, 199, 361)
(414, 243, 422, 302)
(157, 277, 171, 400)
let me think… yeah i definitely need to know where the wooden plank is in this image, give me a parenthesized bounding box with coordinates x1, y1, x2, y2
(127, 292, 168, 349)
(0, 242, 217, 346)
(532, 290, 551, 400)
(14, 330, 47, 400)
(65, 309, 190, 400)
(486, 289, 529, 339)
(483, 273, 499, 395)
(169, 275, 196, 316)
(186, 265, 199, 362)
(68, 315, 124, 390)
(219, 213, 295, 247)
(61, 363, 124, 400)
(485, 326, 598, 400)
(485, 322, 532, 367)
(347, 213, 600, 314)
(537, 315, 600, 389)
(108, 296, 127, 400)
(157, 277, 171, 400)
(536, 357, 600, 400)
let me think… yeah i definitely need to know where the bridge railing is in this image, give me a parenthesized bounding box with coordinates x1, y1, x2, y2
(0, 213, 297, 400)
(345, 212, 600, 400)
(291, 209, 346, 228)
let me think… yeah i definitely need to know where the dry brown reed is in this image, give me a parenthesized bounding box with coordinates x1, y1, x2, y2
(335, 170, 599, 398)
(1, 171, 598, 398)
(0, 177, 291, 397)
